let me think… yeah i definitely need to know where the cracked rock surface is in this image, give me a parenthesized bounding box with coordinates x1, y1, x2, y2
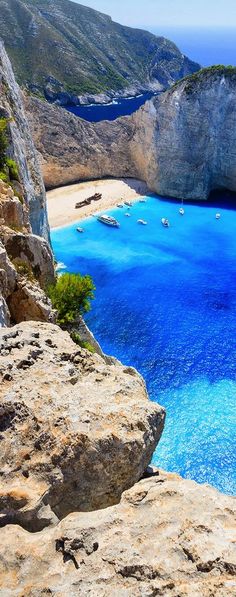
(0, 472, 235, 596)
(0, 321, 165, 530)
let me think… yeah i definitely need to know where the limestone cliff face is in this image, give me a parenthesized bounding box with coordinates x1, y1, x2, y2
(26, 68, 236, 200)
(0, 41, 49, 238)
(0, 471, 235, 596)
(0, 42, 55, 327)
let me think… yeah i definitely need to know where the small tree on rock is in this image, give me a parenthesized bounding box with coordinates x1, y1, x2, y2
(48, 272, 95, 325)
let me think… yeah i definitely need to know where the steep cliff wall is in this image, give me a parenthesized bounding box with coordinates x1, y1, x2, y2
(0, 40, 49, 237)
(0, 41, 55, 327)
(26, 67, 236, 200)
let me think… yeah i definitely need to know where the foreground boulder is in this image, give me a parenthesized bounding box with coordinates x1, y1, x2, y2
(0, 321, 165, 530)
(0, 472, 235, 596)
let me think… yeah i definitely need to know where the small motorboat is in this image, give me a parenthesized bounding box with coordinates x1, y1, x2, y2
(125, 212, 131, 217)
(139, 198, 147, 203)
(97, 214, 120, 228)
(117, 203, 124, 208)
(77, 227, 84, 233)
(216, 213, 221, 219)
(124, 201, 132, 206)
(137, 219, 147, 225)
(161, 218, 170, 227)
(179, 199, 184, 215)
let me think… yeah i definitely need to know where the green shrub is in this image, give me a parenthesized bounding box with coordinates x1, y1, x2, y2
(70, 330, 96, 353)
(6, 158, 19, 181)
(12, 258, 34, 280)
(47, 272, 95, 324)
(0, 170, 8, 183)
(0, 118, 8, 168)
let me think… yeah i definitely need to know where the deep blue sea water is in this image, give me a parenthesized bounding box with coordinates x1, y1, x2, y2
(151, 27, 236, 68)
(66, 92, 155, 122)
(51, 195, 236, 495)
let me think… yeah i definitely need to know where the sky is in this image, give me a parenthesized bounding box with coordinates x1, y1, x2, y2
(75, 0, 236, 29)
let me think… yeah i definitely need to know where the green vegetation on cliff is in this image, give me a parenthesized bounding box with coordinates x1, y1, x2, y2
(0, 118, 19, 183)
(0, 0, 200, 99)
(48, 272, 95, 324)
(172, 65, 236, 94)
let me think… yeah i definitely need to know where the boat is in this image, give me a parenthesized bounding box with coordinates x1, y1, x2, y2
(216, 213, 221, 219)
(125, 212, 131, 217)
(76, 227, 84, 233)
(137, 219, 147, 225)
(139, 198, 147, 203)
(161, 218, 170, 227)
(124, 201, 132, 206)
(117, 203, 124, 208)
(179, 199, 184, 215)
(97, 214, 120, 228)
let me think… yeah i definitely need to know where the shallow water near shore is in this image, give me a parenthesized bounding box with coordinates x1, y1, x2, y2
(51, 194, 236, 495)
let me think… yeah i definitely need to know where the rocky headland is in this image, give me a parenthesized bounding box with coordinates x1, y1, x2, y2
(0, 38, 235, 597)
(26, 66, 236, 201)
(0, 0, 199, 103)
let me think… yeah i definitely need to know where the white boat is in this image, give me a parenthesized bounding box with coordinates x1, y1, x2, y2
(125, 212, 131, 217)
(161, 218, 170, 227)
(216, 213, 221, 219)
(77, 227, 84, 233)
(179, 199, 184, 215)
(124, 201, 132, 206)
(97, 214, 120, 228)
(117, 203, 124, 208)
(137, 219, 147, 225)
(139, 198, 147, 203)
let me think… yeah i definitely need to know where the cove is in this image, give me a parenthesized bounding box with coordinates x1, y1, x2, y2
(65, 92, 155, 122)
(51, 194, 236, 495)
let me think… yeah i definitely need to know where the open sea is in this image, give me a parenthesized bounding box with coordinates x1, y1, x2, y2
(51, 193, 236, 495)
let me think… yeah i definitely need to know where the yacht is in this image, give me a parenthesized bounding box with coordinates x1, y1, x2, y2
(161, 218, 170, 227)
(117, 203, 124, 208)
(137, 219, 147, 225)
(124, 200, 132, 206)
(216, 213, 221, 219)
(76, 227, 84, 233)
(139, 198, 147, 203)
(97, 214, 120, 227)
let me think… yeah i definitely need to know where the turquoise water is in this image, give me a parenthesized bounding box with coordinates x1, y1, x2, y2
(51, 195, 236, 495)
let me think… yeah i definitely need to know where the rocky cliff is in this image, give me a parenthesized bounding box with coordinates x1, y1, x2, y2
(0, 0, 199, 103)
(0, 40, 49, 237)
(0, 470, 235, 596)
(26, 66, 236, 200)
(0, 41, 54, 327)
(0, 46, 235, 597)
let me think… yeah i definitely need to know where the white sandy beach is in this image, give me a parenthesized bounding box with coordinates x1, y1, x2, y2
(46, 178, 150, 228)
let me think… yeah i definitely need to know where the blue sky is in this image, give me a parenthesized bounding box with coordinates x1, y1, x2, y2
(76, 0, 236, 29)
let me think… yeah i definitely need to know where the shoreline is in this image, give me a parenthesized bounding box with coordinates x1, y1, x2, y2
(47, 178, 150, 229)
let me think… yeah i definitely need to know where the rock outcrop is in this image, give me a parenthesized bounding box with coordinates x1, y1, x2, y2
(0, 472, 235, 596)
(0, 180, 54, 326)
(26, 67, 236, 200)
(0, 321, 165, 530)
